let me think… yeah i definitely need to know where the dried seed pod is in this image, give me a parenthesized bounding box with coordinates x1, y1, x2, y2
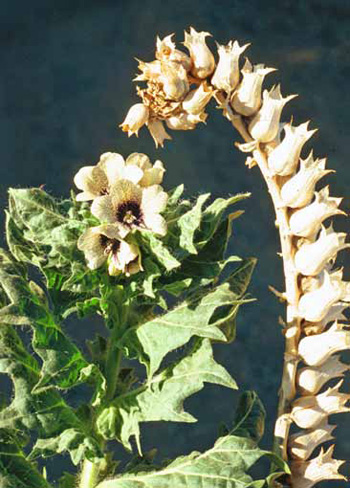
(182, 82, 214, 115)
(280, 152, 331, 208)
(166, 111, 207, 130)
(291, 445, 346, 488)
(146, 119, 172, 148)
(211, 40, 249, 93)
(289, 186, 344, 238)
(303, 303, 348, 335)
(231, 59, 275, 116)
(297, 356, 350, 395)
(160, 61, 189, 101)
(183, 27, 215, 79)
(298, 269, 349, 322)
(248, 85, 297, 143)
(294, 224, 349, 276)
(299, 321, 350, 366)
(156, 34, 192, 71)
(289, 421, 335, 460)
(120, 103, 149, 136)
(291, 380, 350, 429)
(268, 121, 316, 176)
(134, 59, 162, 82)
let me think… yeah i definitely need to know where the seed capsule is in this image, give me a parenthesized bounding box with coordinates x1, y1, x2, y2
(299, 321, 350, 366)
(268, 121, 317, 176)
(291, 445, 346, 488)
(134, 59, 162, 82)
(303, 302, 348, 335)
(289, 186, 344, 238)
(248, 85, 297, 143)
(183, 27, 215, 79)
(289, 421, 335, 460)
(156, 34, 192, 71)
(182, 82, 214, 115)
(146, 119, 172, 148)
(166, 111, 207, 130)
(211, 40, 249, 93)
(298, 269, 349, 322)
(280, 152, 331, 208)
(291, 380, 350, 429)
(231, 58, 276, 116)
(160, 60, 189, 101)
(120, 103, 149, 137)
(297, 356, 350, 395)
(294, 224, 349, 276)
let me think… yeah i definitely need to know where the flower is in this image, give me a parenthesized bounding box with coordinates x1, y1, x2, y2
(91, 180, 168, 237)
(146, 119, 172, 148)
(298, 269, 349, 322)
(297, 356, 350, 395)
(211, 40, 249, 93)
(74, 152, 165, 201)
(268, 120, 317, 176)
(120, 103, 149, 136)
(183, 27, 215, 79)
(78, 225, 142, 276)
(289, 421, 335, 460)
(156, 34, 192, 72)
(248, 85, 297, 143)
(280, 151, 331, 208)
(291, 445, 346, 488)
(289, 186, 345, 238)
(182, 82, 214, 115)
(231, 58, 275, 116)
(294, 224, 350, 276)
(298, 321, 350, 367)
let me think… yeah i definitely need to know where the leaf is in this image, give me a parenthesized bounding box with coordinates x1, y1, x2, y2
(121, 274, 251, 377)
(177, 194, 210, 254)
(0, 325, 103, 465)
(0, 429, 52, 488)
(58, 472, 77, 488)
(140, 232, 181, 271)
(96, 391, 288, 488)
(97, 339, 237, 451)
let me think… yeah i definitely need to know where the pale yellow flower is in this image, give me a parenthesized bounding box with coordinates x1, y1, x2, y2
(78, 225, 142, 277)
(91, 180, 168, 237)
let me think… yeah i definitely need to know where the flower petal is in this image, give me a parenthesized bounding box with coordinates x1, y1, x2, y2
(77, 227, 106, 269)
(126, 152, 152, 170)
(142, 185, 168, 213)
(74, 166, 108, 198)
(143, 213, 167, 236)
(99, 152, 126, 185)
(91, 195, 115, 223)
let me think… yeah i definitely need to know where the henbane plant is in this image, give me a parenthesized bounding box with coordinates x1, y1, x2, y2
(0, 28, 347, 488)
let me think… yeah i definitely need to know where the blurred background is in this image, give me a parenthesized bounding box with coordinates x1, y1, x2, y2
(0, 0, 349, 486)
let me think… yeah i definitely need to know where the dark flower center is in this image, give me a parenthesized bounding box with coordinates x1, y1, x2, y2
(116, 200, 143, 227)
(100, 235, 120, 256)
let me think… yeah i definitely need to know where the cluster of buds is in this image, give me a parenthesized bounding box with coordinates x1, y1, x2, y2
(122, 28, 350, 487)
(74, 152, 167, 276)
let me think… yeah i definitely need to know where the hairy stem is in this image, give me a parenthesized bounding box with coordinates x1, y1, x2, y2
(79, 459, 103, 488)
(215, 92, 301, 467)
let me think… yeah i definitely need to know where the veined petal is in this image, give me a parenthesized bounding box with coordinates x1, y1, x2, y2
(143, 213, 167, 236)
(98, 152, 126, 185)
(140, 160, 165, 187)
(91, 195, 115, 223)
(142, 185, 168, 213)
(122, 164, 144, 184)
(77, 227, 107, 270)
(74, 165, 108, 199)
(126, 153, 152, 170)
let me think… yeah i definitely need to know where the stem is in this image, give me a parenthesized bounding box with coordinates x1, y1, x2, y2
(79, 459, 103, 488)
(215, 93, 301, 467)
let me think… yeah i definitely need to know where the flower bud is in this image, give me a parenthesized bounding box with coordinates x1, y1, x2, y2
(166, 111, 207, 130)
(183, 27, 215, 79)
(268, 121, 317, 176)
(146, 119, 172, 148)
(120, 103, 149, 137)
(297, 356, 350, 395)
(231, 58, 275, 116)
(298, 269, 349, 322)
(248, 85, 297, 143)
(160, 61, 189, 101)
(299, 321, 350, 366)
(108, 240, 142, 277)
(291, 380, 350, 429)
(289, 421, 335, 460)
(289, 186, 344, 238)
(156, 34, 192, 71)
(294, 224, 349, 276)
(280, 152, 331, 208)
(182, 82, 214, 115)
(211, 40, 249, 93)
(291, 445, 346, 488)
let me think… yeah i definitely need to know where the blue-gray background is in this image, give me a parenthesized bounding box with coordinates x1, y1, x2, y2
(1, 1, 349, 486)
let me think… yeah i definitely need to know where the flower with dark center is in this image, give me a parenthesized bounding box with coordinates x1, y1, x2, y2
(78, 224, 142, 276)
(91, 179, 168, 237)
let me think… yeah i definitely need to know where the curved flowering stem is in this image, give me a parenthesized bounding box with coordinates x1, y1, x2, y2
(122, 27, 350, 487)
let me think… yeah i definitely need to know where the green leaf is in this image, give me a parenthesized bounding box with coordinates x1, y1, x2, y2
(177, 193, 210, 254)
(0, 429, 52, 488)
(122, 275, 251, 377)
(97, 339, 237, 451)
(0, 325, 103, 465)
(96, 391, 287, 488)
(58, 472, 77, 488)
(140, 232, 181, 271)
